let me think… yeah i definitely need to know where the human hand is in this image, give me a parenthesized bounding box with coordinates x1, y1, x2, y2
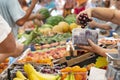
(35, 13, 45, 20)
(34, 19, 43, 26)
(88, 20, 97, 29)
(76, 8, 92, 28)
(77, 39, 104, 54)
(23, 21, 34, 29)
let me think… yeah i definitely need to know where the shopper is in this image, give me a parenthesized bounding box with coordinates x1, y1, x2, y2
(88, 0, 120, 35)
(0, 0, 43, 38)
(0, 15, 24, 63)
(74, 0, 87, 15)
(77, 7, 120, 57)
(63, 0, 74, 17)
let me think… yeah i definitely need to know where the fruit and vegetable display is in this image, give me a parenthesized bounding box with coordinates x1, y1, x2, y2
(17, 46, 67, 65)
(32, 33, 71, 45)
(10, 63, 61, 80)
(99, 38, 120, 45)
(8, 63, 88, 80)
(0, 6, 112, 80)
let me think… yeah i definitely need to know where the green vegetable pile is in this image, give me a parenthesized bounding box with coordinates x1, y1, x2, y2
(64, 14, 76, 24)
(46, 16, 64, 26)
(32, 33, 71, 44)
(24, 25, 41, 46)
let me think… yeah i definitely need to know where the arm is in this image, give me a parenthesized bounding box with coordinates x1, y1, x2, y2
(88, 21, 112, 30)
(91, 7, 120, 25)
(78, 39, 107, 57)
(77, 7, 120, 25)
(0, 16, 16, 53)
(0, 32, 16, 53)
(0, 42, 24, 63)
(16, 0, 39, 26)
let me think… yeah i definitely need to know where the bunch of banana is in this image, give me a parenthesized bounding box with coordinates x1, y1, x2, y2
(64, 73, 75, 80)
(13, 63, 61, 80)
(13, 70, 28, 80)
(24, 63, 45, 80)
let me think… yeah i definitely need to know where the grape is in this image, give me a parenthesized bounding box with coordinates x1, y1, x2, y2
(78, 13, 92, 28)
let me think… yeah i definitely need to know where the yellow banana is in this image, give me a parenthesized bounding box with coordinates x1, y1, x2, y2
(13, 78, 23, 80)
(24, 63, 45, 80)
(16, 70, 27, 79)
(29, 73, 39, 80)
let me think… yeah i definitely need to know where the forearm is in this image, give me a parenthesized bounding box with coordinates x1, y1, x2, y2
(28, 14, 36, 20)
(16, 3, 36, 26)
(95, 46, 107, 57)
(94, 23, 111, 30)
(91, 7, 115, 21)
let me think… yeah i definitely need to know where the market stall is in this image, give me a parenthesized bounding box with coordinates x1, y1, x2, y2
(0, 4, 120, 80)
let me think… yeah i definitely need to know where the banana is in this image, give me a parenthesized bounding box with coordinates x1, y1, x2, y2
(29, 73, 39, 80)
(69, 73, 75, 80)
(16, 70, 27, 79)
(64, 73, 70, 80)
(56, 75, 61, 80)
(13, 78, 23, 80)
(24, 63, 45, 80)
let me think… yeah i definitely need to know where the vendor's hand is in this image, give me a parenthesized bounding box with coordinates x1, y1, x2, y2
(35, 13, 45, 20)
(88, 20, 97, 29)
(23, 21, 34, 29)
(77, 39, 105, 55)
(76, 8, 92, 24)
(34, 19, 43, 26)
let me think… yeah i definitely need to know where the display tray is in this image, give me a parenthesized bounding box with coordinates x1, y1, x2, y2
(0, 48, 98, 80)
(54, 52, 98, 67)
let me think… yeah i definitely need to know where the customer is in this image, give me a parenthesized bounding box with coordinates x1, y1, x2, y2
(74, 0, 87, 15)
(0, 15, 24, 63)
(76, 7, 120, 57)
(0, 0, 43, 38)
(88, 0, 120, 35)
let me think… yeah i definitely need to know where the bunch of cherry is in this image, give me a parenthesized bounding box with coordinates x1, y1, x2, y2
(78, 13, 92, 28)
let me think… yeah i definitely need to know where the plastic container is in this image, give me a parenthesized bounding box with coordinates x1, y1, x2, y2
(72, 28, 98, 46)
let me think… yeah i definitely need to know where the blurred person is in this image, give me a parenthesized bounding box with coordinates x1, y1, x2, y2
(104, 0, 110, 7)
(88, 0, 120, 35)
(18, 0, 43, 32)
(0, 15, 24, 63)
(33, 0, 46, 13)
(63, 0, 74, 17)
(18, 0, 28, 11)
(74, 0, 87, 15)
(0, 0, 43, 38)
(44, 0, 56, 10)
(76, 7, 120, 56)
(54, 0, 66, 16)
(86, 0, 104, 8)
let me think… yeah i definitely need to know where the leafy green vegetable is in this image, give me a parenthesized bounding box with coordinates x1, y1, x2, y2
(24, 25, 40, 46)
